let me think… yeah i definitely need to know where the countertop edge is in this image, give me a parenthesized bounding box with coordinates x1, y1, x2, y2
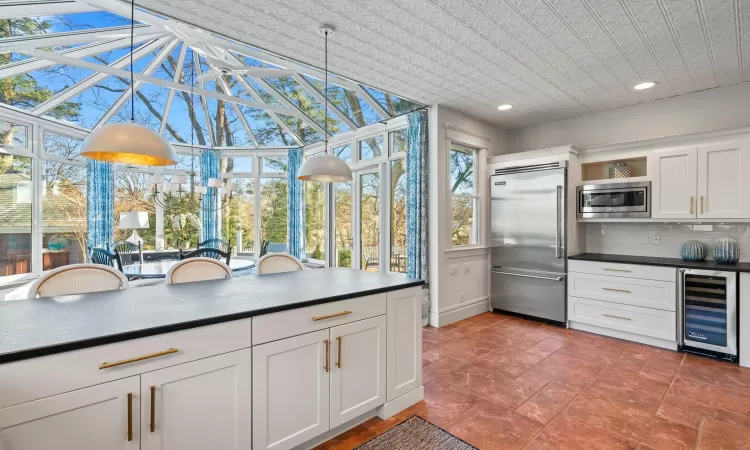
(568, 253, 750, 272)
(0, 279, 425, 365)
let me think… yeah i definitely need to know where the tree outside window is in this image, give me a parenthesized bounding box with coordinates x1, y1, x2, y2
(450, 145, 478, 246)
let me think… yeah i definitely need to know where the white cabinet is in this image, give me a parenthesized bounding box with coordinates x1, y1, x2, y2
(696, 141, 750, 219)
(330, 316, 386, 428)
(649, 147, 697, 220)
(0, 376, 140, 450)
(386, 289, 421, 402)
(649, 141, 750, 220)
(252, 330, 330, 450)
(141, 350, 251, 450)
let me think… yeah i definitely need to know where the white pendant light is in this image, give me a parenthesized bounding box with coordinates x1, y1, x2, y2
(80, 0, 176, 166)
(298, 26, 353, 183)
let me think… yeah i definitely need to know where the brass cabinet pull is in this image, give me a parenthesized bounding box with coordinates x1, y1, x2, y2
(602, 268, 631, 273)
(312, 311, 352, 321)
(336, 336, 342, 369)
(323, 339, 329, 372)
(690, 196, 694, 214)
(150, 386, 156, 433)
(602, 287, 632, 293)
(127, 392, 133, 441)
(603, 313, 632, 321)
(99, 348, 178, 369)
(700, 196, 704, 214)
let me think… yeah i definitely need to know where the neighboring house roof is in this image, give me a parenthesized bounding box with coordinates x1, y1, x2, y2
(0, 172, 85, 231)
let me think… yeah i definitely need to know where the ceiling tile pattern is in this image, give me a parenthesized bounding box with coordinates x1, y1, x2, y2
(140, 0, 750, 128)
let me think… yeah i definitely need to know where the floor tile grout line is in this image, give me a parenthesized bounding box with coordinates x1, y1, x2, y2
(695, 416, 706, 450)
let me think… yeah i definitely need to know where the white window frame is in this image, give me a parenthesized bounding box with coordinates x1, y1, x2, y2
(449, 143, 480, 248)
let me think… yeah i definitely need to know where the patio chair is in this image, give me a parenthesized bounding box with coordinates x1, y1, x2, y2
(89, 247, 124, 272)
(197, 238, 231, 253)
(29, 263, 129, 298)
(110, 241, 141, 265)
(179, 247, 232, 265)
(256, 253, 304, 275)
(259, 241, 288, 257)
(166, 257, 232, 285)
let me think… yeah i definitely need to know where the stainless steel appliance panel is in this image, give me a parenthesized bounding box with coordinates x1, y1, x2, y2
(681, 269, 737, 358)
(490, 168, 566, 274)
(577, 181, 651, 219)
(490, 268, 566, 322)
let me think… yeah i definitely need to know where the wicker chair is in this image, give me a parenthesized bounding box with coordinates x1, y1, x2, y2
(197, 238, 231, 253)
(29, 264, 129, 298)
(89, 247, 124, 272)
(256, 253, 304, 275)
(179, 247, 232, 265)
(166, 257, 233, 285)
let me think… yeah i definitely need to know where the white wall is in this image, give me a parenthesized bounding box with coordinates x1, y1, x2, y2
(508, 82, 750, 153)
(428, 106, 507, 326)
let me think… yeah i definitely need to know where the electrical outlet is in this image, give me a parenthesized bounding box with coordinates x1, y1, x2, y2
(450, 265, 458, 275)
(641, 235, 650, 244)
(651, 235, 661, 245)
(464, 263, 471, 273)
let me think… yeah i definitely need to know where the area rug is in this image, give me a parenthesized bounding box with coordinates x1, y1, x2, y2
(355, 416, 477, 450)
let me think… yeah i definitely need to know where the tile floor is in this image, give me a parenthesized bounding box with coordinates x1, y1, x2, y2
(315, 311, 750, 450)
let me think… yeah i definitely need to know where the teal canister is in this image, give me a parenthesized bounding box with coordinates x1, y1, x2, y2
(680, 241, 705, 262)
(713, 237, 740, 264)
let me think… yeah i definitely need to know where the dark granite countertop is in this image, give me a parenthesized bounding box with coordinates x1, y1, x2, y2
(569, 253, 750, 272)
(0, 268, 423, 364)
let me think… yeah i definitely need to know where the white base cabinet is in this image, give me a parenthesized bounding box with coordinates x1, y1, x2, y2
(0, 286, 423, 450)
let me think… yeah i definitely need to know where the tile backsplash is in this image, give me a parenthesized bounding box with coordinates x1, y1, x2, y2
(584, 223, 750, 262)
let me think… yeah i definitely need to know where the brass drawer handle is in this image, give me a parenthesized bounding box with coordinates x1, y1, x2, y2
(323, 339, 329, 372)
(602, 268, 631, 273)
(336, 336, 342, 369)
(690, 196, 694, 214)
(700, 196, 704, 214)
(603, 313, 632, 321)
(127, 392, 133, 441)
(602, 287, 632, 293)
(100, 348, 178, 369)
(150, 386, 156, 433)
(312, 311, 352, 321)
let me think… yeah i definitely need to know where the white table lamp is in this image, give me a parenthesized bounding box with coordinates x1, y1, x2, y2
(120, 211, 149, 245)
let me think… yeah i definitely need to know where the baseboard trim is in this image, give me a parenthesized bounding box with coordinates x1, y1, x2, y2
(569, 321, 678, 350)
(429, 297, 489, 327)
(377, 385, 424, 420)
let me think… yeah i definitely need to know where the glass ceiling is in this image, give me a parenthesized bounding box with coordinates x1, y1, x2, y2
(0, 1, 425, 150)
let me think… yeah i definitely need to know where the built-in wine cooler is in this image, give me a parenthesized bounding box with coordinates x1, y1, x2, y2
(680, 269, 737, 361)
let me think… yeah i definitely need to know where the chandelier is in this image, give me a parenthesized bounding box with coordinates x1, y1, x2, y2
(146, 47, 239, 213)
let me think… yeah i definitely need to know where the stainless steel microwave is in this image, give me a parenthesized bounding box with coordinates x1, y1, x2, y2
(576, 181, 651, 219)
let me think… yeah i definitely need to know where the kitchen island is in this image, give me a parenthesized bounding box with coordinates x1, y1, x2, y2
(0, 268, 424, 450)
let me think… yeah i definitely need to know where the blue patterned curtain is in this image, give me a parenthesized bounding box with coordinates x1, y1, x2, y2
(406, 110, 428, 280)
(200, 149, 220, 242)
(86, 160, 114, 251)
(288, 148, 306, 260)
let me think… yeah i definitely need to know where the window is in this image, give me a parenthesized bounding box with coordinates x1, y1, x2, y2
(224, 156, 252, 174)
(450, 145, 478, 246)
(389, 129, 408, 156)
(260, 177, 287, 246)
(0, 154, 33, 276)
(114, 171, 157, 250)
(334, 182, 352, 267)
(332, 144, 352, 163)
(43, 132, 84, 161)
(305, 181, 325, 260)
(222, 178, 254, 254)
(390, 159, 407, 273)
(1, 121, 28, 149)
(43, 160, 87, 267)
(358, 135, 383, 161)
(262, 156, 288, 173)
(359, 173, 380, 271)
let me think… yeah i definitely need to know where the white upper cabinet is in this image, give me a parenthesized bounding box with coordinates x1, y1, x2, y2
(140, 350, 251, 450)
(0, 376, 140, 450)
(329, 315, 386, 428)
(252, 330, 330, 450)
(696, 141, 750, 219)
(649, 147, 698, 220)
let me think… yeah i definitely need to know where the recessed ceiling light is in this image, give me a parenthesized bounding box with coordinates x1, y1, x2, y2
(634, 81, 656, 90)
(497, 104, 513, 111)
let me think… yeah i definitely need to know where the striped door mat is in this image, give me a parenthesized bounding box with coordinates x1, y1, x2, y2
(355, 416, 477, 450)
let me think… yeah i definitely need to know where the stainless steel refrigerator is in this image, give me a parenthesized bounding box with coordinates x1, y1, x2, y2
(490, 161, 567, 324)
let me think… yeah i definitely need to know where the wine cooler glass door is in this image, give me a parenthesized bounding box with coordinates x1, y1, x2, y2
(683, 270, 737, 356)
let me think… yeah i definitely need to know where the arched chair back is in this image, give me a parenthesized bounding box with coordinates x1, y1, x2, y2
(89, 247, 123, 272)
(29, 264, 129, 298)
(179, 247, 231, 264)
(256, 253, 305, 275)
(166, 257, 233, 285)
(110, 241, 140, 265)
(197, 238, 231, 253)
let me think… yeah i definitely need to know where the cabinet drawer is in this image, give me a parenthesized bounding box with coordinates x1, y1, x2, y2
(569, 260, 676, 282)
(569, 296, 676, 341)
(252, 294, 386, 345)
(568, 272, 676, 311)
(0, 319, 251, 409)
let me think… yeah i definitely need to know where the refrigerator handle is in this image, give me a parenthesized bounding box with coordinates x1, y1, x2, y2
(491, 270, 564, 282)
(556, 185, 563, 258)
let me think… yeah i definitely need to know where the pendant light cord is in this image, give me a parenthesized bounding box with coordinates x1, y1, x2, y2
(324, 30, 328, 147)
(130, 0, 135, 122)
